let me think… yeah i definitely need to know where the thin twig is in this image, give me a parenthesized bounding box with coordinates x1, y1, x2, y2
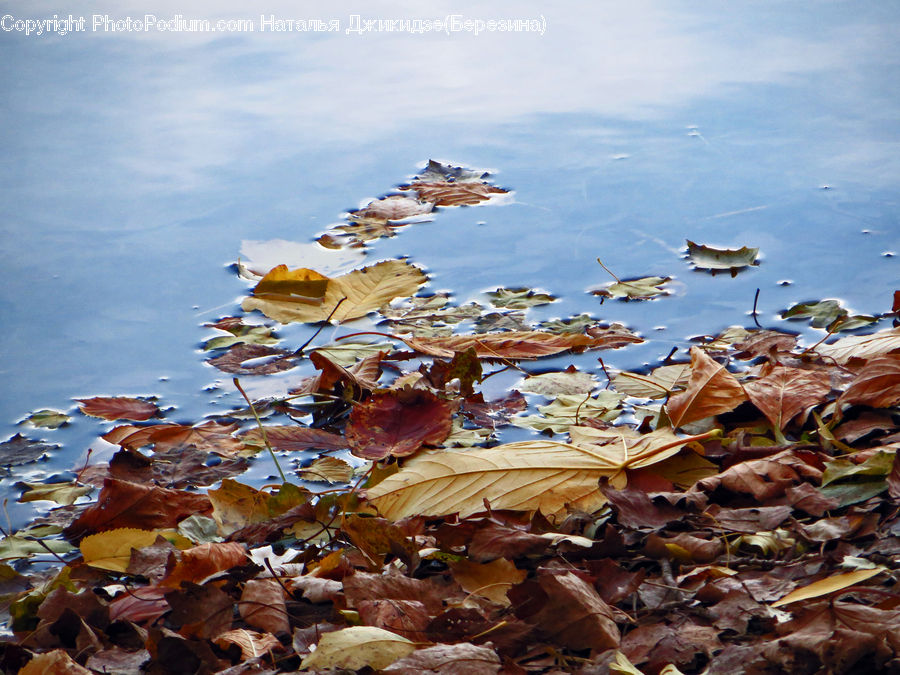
(233, 377, 287, 482)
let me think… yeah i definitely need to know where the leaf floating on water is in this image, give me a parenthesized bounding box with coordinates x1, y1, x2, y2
(349, 195, 433, 221)
(782, 298, 876, 332)
(594, 276, 672, 301)
(612, 364, 692, 399)
(77, 397, 159, 422)
(401, 329, 640, 360)
(517, 369, 597, 397)
(512, 391, 624, 433)
(297, 456, 354, 484)
(243, 259, 427, 324)
(486, 287, 556, 310)
(207, 344, 297, 375)
(686, 240, 759, 276)
(23, 409, 70, 429)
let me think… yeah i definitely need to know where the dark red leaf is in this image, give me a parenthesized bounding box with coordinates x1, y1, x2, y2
(77, 396, 159, 421)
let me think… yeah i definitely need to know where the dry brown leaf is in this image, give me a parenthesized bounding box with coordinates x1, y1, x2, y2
(239, 578, 290, 635)
(77, 396, 159, 421)
(666, 347, 747, 428)
(214, 629, 282, 660)
(449, 558, 527, 606)
(814, 326, 900, 364)
(743, 365, 832, 429)
(838, 355, 900, 409)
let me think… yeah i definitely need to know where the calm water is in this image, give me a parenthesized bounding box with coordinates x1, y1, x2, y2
(1, 1, 898, 526)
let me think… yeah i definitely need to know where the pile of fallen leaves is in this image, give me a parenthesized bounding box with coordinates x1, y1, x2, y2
(2, 161, 900, 674)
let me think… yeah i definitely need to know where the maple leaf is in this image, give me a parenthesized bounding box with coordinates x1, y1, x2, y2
(345, 389, 454, 460)
(76, 396, 159, 421)
(665, 347, 747, 428)
(686, 240, 759, 276)
(243, 259, 427, 324)
(742, 364, 832, 430)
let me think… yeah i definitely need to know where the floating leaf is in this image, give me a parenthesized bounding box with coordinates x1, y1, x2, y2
(814, 326, 900, 364)
(77, 396, 159, 421)
(666, 348, 747, 428)
(346, 390, 454, 460)
(781, 299, 875, 332)
(202, 325, 279, 351)
(241, 425, 347, 453)
(298, 626, 415, 671)
(771, 567, 887, 607)
(686, 240, 759, 276)
(366, 430, 709, 520)
(537, 314, 599, 334)
(402, 330, 639, 360)
(486, 287, 556, 309)
(23, 409, 70, 429)
(517, 369, 597, 397)
(400, 181, 507, 206)
(18, 481, 91, 506)
(311, 340, 396, 367)
(0, 434, 58, 466)
(612, 364, 692, 399)
(512, 392, 623, 433)
(207, 343, 297, 375)
(297, 456, 354, 484)
(243, 259, 427, 324)
(349, 195, 433, 221)
(743, 365, 832, 430)
(594, 276, 672, 301)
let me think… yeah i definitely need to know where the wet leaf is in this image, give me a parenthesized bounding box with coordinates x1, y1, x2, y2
(76, 396, 159, 421)
(771, 567, 887, 607)
(0, 533, 74, 560)
(0, 434, 58, 466)
(243, 259, 427, 324)
(206, 343, 297, 375)
(782, 299, 848, 328)
(537, 314, 599, 334)
(512, 391, 623, 433)
(814, 326, 900, 364)
(402, 329, 641, 360)
(666, 347, 747, 428)
(612, 364, 692, 399)
(104, 420, 245, 456)
(486, 287, 556, 309)
(346, 389, 454, 460)
(686, 240, 759, 276)
(349, 195, 433, 221)
(311, 340, 396, 367)
(239, 578, 290, 635)
(517, 369, 597, 396)
(23, 409, 70, 429)
(18, 481, 91, 506)
(297, 456, 354, 484)
(743, 365, 832, 430)
(202, 324, 279, 351)
(400, 181, 507, 206)
(298, 625, 415, 671)
(594, 276, 672, 301)
(241, 425, 347, 453)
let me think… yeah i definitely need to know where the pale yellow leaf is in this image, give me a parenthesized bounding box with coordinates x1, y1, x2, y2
(299, 625, 415, 671)
(814, 326, 900, 364)
(80, 528, 189, 572)
(771, 567, 887, 607)
(612, 363, 692, 399)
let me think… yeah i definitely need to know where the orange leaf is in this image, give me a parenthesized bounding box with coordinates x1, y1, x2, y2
(77, 396, 159, 421)
(239, 578, 290, 635)
(251, 265, 329, 304)
(162, 542, 248, 587)
(665, 347, 747, 428)
(838, 354, 900, 409)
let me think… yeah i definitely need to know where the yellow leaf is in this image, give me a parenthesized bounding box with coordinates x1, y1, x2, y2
(365, 430, 713, 520)
(449, 558, 527, 606)
(771, 567, 887, 607)
(80, 528, 184, 572)
(207, 479, 272, 536)
(242, 259, 426, 324)
(298, 625, 415, 671)
(251, 265, 330, 304)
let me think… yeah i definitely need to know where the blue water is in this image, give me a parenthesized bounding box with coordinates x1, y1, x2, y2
(1, 1, 898, 527)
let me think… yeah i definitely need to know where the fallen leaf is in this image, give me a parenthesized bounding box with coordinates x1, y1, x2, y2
(459, 392, 527, 429)
(666, 347, 747, 428)
(298, 456, 354, 484)
(240, 425, 347, 453)
(512, 392, 623, 433)
(743, 365, 832, 430)
(612, 364, 692, 399)
(243, 259, 427, 324)
(298, 625, 415, 671)
(207, 343, 297, 375)
(486, 287, 556, 309)
(813, 326, 900, 364)
(202, 324, 279, 351)
(782, 299, 876, 332)
(20, 649, 93, 675)
(162, 541, 248, 587)
(517, 369, 597, 396)
(214, 629, 282, 660)
(346, 389, 454, 460)
(401, 329, 640, 360)
(771, 567, 887, 607)
(17, 481, 90, 506)
(311, 340, 397, 367)
(686, 240, 759, 276)
(382, 642, 501, 674)
(594, 276, 672, 301)
(79, 528, 168, 572)
(239, 578, 290, 635)
(838, 355, 900, 409)
(400, 181, 507, 206)
(366, 430, 710, 519)
(76, 396, 159, 421)
(349, 195, 433, 221)
(23, 409, 70, 429)
(449, 558, 527, 606)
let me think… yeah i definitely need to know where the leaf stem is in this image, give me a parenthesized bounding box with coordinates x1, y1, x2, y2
(233, 377, 287, 483)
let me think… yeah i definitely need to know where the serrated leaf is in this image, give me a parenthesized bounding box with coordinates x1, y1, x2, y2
(243, 259, 427, 324)
(686, 240, 759, 276)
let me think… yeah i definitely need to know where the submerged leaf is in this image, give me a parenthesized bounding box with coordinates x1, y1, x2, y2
(594, 276, 672, 301)
(0, 434, 58, 466)
(486, 287, 556, 309)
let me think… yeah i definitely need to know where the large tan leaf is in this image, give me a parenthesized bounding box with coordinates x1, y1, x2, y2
(665, 347, 747, 428)
(299, 625, 415, 671)
(401, 330, 639, 360)
(743, 365, 832, 430)
(365, 432, 710, 520)
(612, 364, 692, 399)
(814, 326, 900, 364)
(242, 259, 426, 324)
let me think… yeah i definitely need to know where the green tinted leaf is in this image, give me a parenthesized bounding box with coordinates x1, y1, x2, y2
(486, 287, 556, 310)
(23, 409, 70, 429)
